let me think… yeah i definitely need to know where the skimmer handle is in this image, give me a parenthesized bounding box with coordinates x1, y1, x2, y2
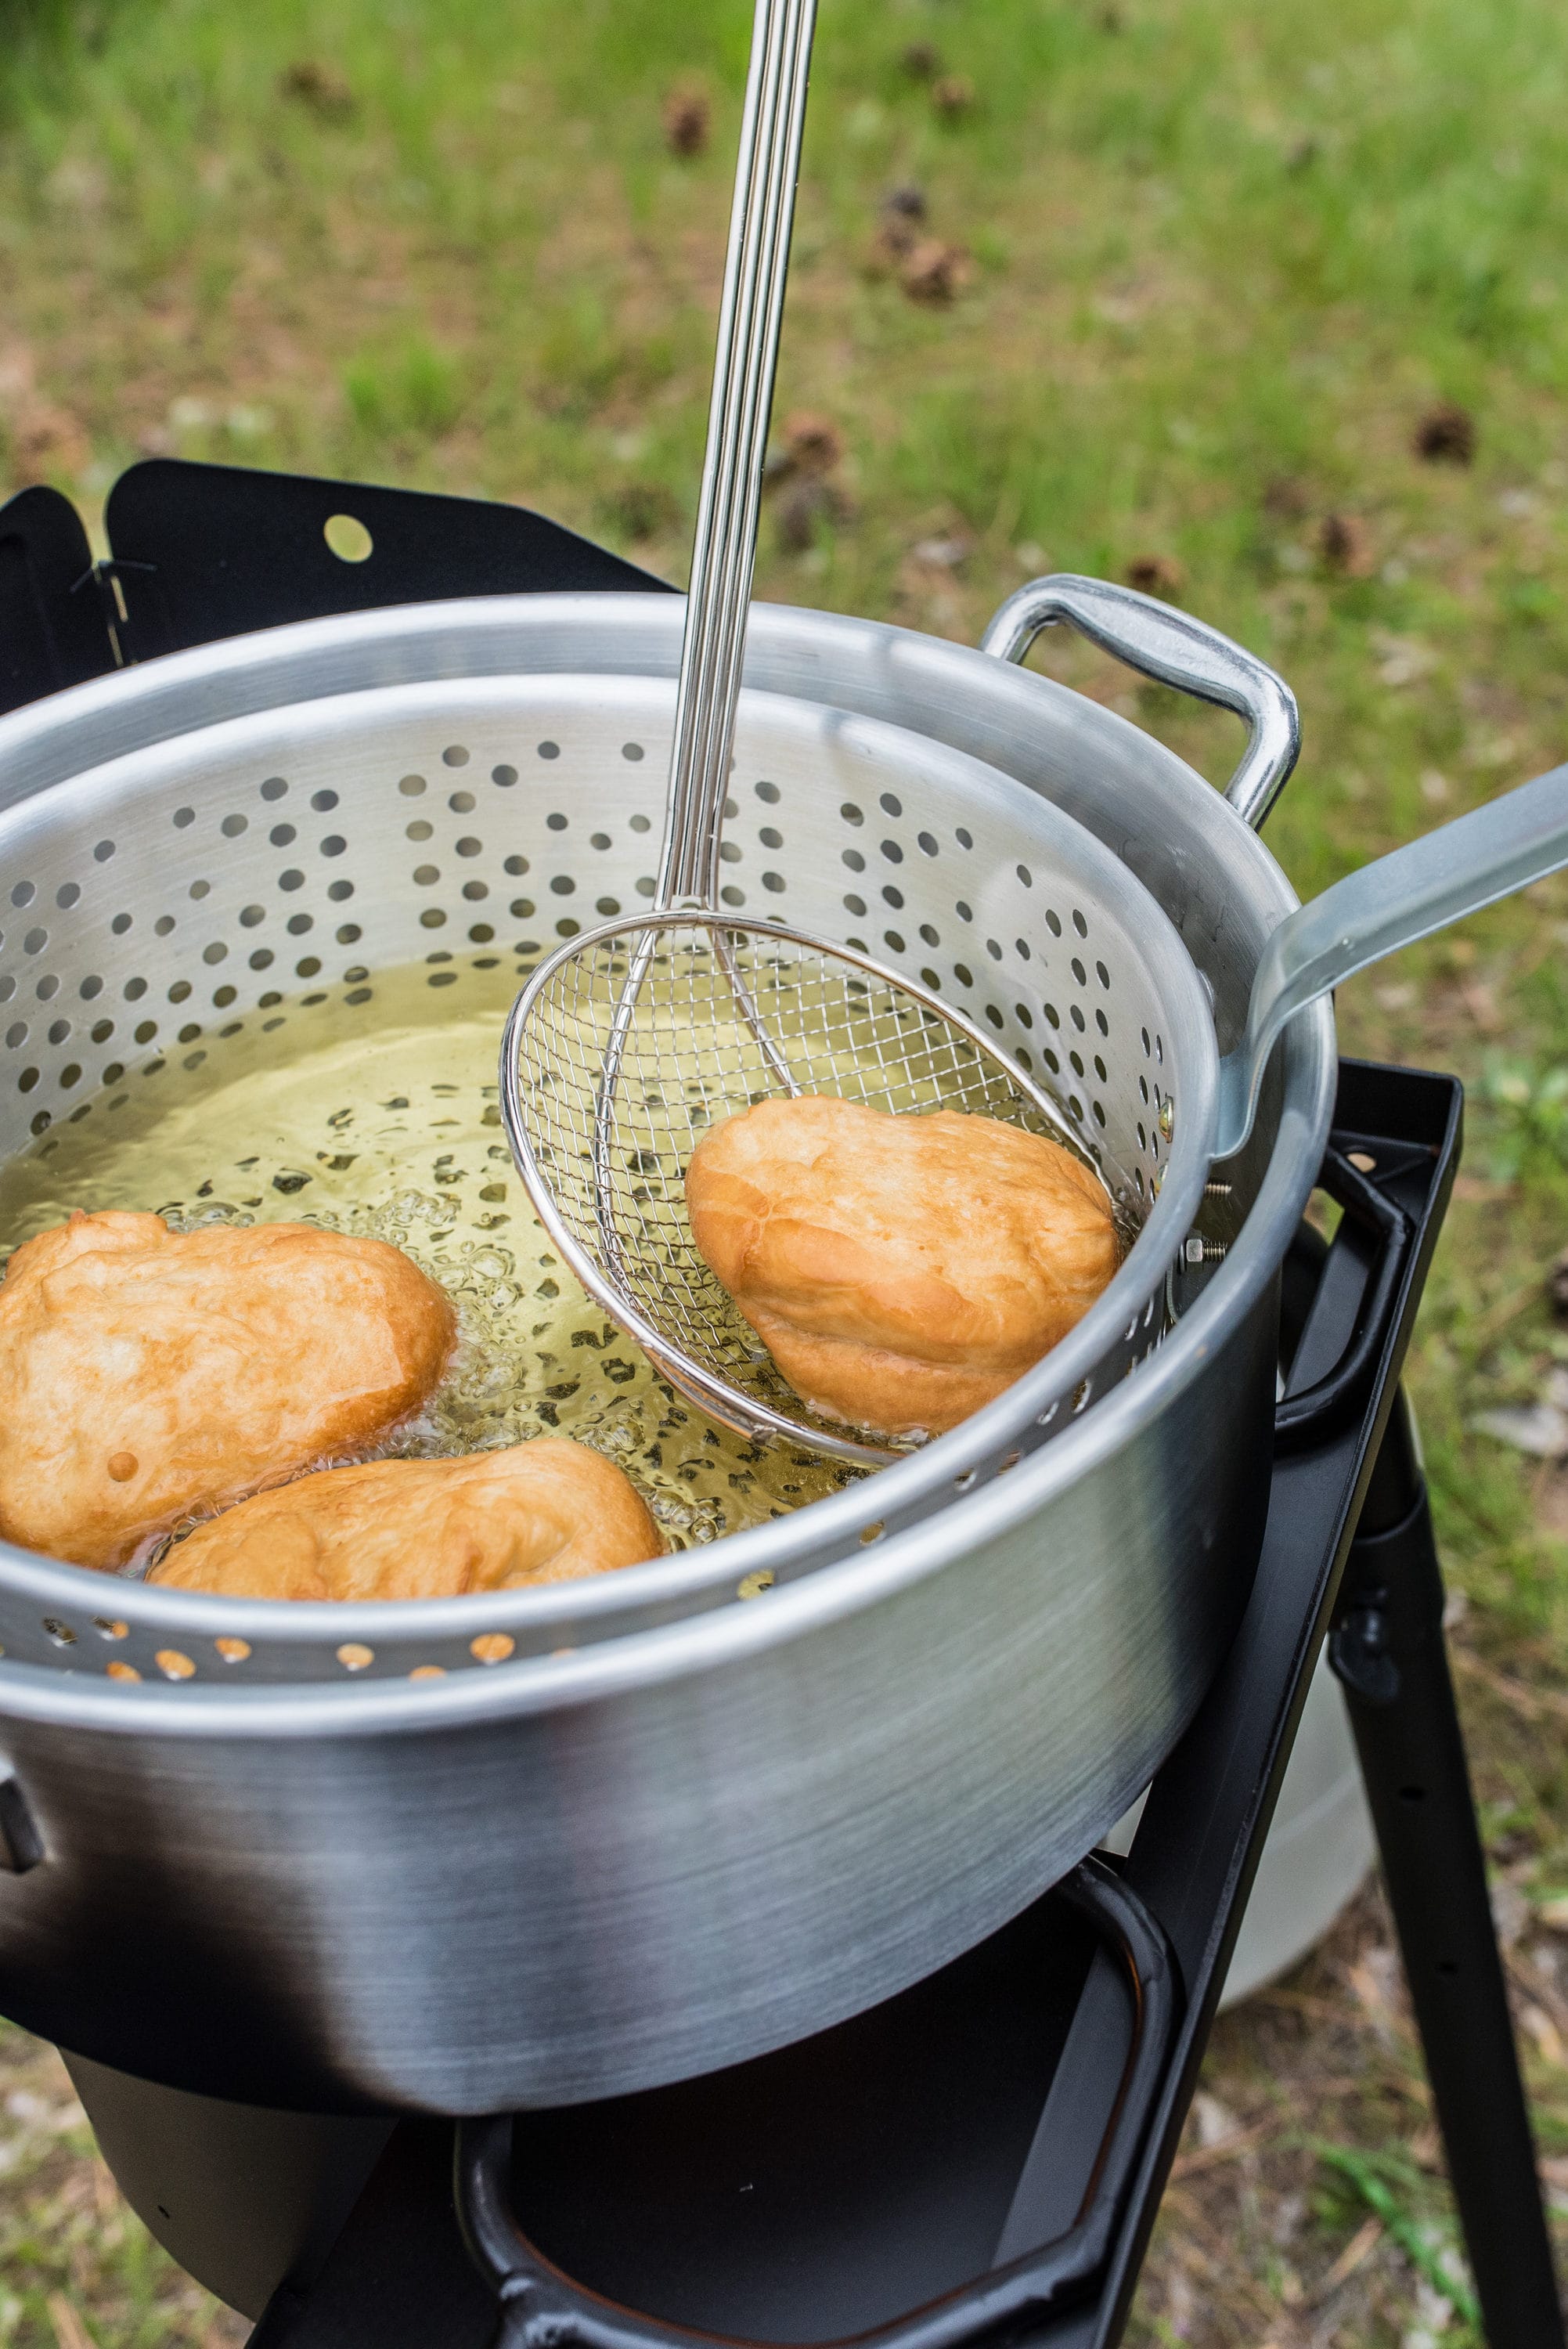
(979, 574, 1300, 828)
(658, 0, 816, 910)
(1216, 761, 1568, 1158)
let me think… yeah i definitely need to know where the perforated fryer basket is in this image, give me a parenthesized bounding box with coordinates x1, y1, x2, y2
(0, 672, 1213, 1686)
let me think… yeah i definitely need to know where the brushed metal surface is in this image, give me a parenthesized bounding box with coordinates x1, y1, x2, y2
(0, 594, 1336, 2109)
(5, 1281, 1273, 2112)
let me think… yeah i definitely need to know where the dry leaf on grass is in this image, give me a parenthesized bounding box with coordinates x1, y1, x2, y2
(1317, 510, 1375, 576)
(932, 74, 975, 121)
(778, 410, 845, 473)
(1126, 551, 1184, 597)
(867, 185, 929, 272)
(1414, 399, 1476, 464)
(278, 60, 355, 119)
(661, 82, 710, 157)
(899, 239, 975, 304)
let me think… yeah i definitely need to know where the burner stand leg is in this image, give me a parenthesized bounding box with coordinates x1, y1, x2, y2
(1331, 1391, 1565, 2348)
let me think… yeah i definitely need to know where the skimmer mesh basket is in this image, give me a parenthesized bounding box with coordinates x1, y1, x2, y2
(503, 913, 1111, 1459)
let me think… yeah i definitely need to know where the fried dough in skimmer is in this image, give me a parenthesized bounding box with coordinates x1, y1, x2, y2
(686, 1096, 1119, 1438)
(0, 1210, 456, 1570)
(150, 1441, 662, 1600)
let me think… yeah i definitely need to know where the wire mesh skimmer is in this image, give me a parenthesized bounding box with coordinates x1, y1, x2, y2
(499, 0, 1102, 1464)
(500, 910, 1094, 1465)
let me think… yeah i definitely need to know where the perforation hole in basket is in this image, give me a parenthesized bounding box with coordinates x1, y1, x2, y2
(0, 756, 497, 1137)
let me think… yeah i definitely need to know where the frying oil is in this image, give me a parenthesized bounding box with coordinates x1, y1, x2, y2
(0, 958, 863, 1550)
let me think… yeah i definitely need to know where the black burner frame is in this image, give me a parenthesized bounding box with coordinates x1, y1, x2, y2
(2, 460, 1560, 2348)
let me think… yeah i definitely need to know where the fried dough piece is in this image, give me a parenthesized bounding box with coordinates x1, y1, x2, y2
(150, 1441, 661, 1600)
(0, 1210, 456, 1570)
(686, 1095, 1119, 1437)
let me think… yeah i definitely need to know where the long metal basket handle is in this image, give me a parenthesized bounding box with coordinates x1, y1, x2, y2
(979, 573, 1300, 831)
(591, 0, 816, 1171)
(1217, 760, 1568, 1157)
(658, 0, 816, 910)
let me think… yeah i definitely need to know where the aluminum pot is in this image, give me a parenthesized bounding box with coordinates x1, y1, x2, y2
(0, 582, 1335, 2112)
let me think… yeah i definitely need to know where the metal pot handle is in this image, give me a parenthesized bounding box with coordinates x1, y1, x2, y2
(1274, 1146, 1412, 1450)
(1217, 760, 1568, 1159)
(456, 1858, 1177, 2349)
(979, 574, 1300, 830)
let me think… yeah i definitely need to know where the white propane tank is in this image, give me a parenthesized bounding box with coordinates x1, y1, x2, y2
(1101, 1648, 1374, 2009)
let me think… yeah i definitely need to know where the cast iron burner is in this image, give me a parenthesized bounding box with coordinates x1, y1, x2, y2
(1, 464, 1562, 2349)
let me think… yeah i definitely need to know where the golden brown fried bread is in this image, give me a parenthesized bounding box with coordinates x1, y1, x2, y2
(0, 1210, 456, 1570)
(687, 1096, 1118, 1437)
(150, 1441, 661, 1600)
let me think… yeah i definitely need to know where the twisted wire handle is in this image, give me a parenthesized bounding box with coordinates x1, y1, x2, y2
(588, 0, 818, 1252)
(657, 0, 818, 909)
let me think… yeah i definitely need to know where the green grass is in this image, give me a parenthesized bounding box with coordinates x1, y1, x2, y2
(6, 0, 1568, 2340)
